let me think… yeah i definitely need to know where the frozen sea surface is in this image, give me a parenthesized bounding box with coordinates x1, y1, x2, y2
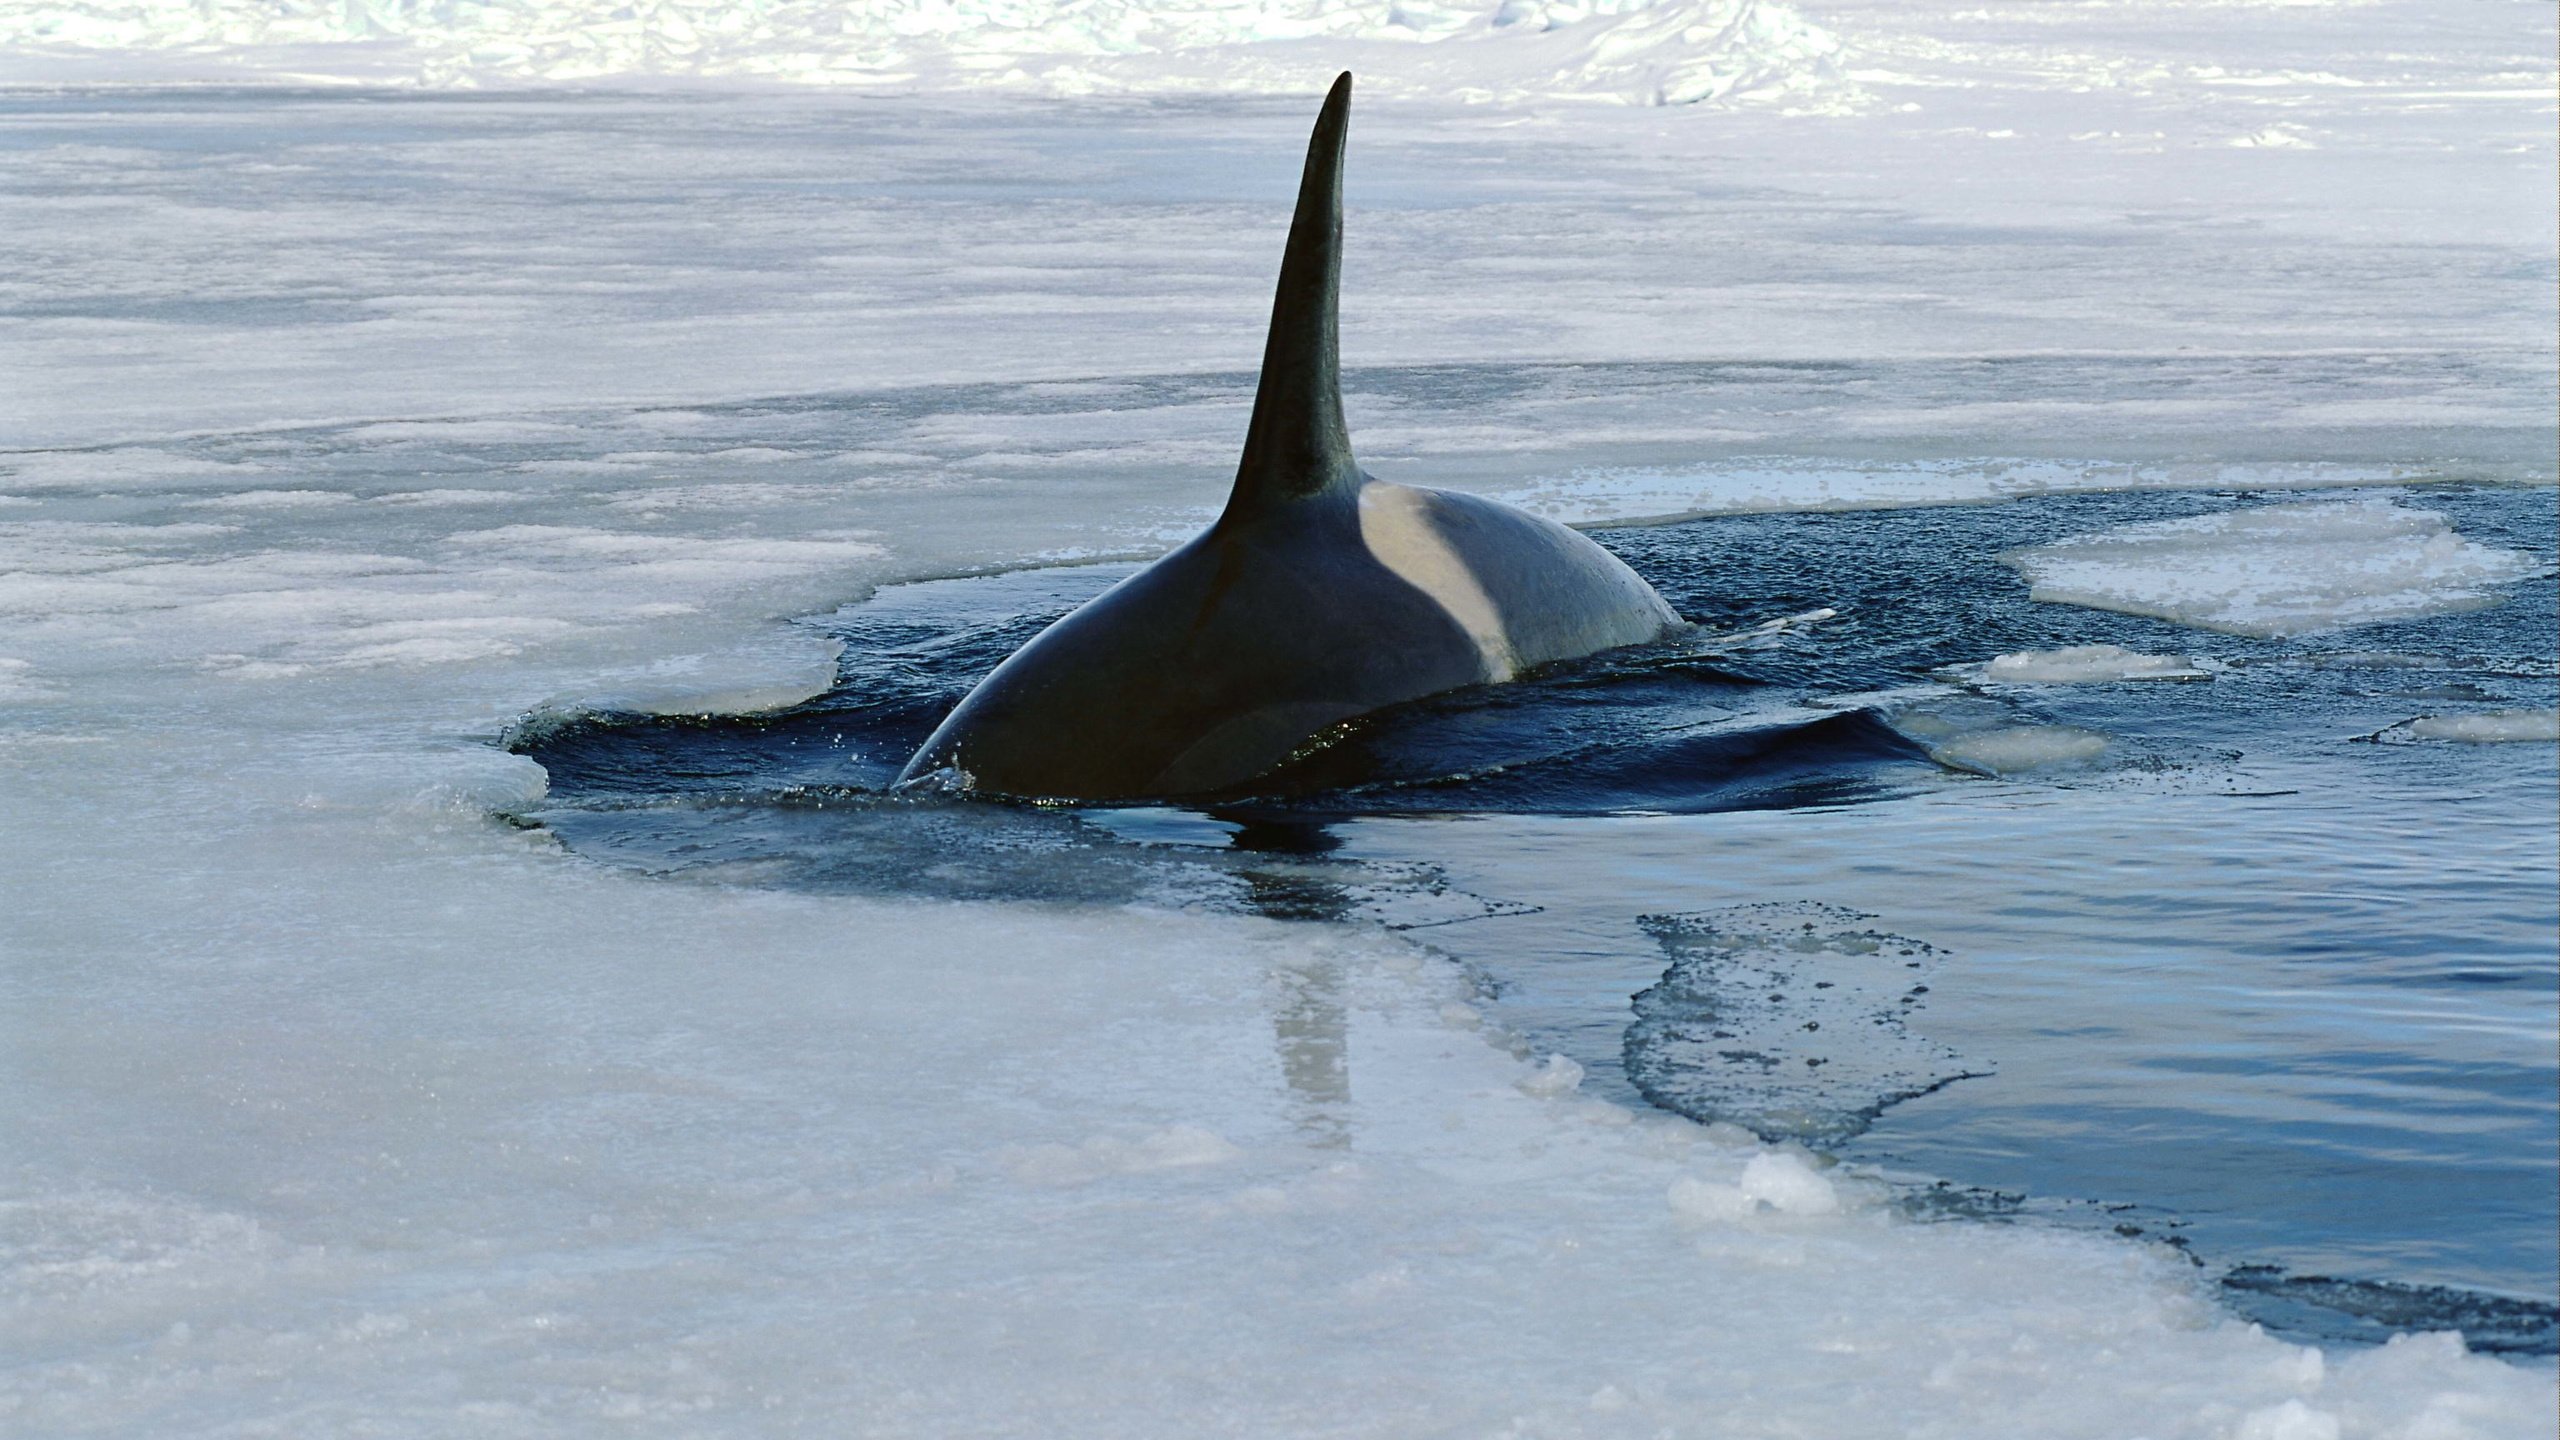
(5, 3, 2557, 1432)
(0, 0, 1855, 105)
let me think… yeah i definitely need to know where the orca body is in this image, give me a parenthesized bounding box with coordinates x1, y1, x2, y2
(898, 73, 1680, 801)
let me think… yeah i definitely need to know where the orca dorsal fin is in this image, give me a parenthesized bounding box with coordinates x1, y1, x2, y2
(1223, 72, 1358, 524)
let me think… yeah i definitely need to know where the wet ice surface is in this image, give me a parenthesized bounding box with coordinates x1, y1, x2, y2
(518, 480, 2560, 1353)
(1967, 643, 2211, 685)
(2373, 709, 2560, 746)
(1623, 903, 1973, 1148)
(6, 16, 2558, 1430)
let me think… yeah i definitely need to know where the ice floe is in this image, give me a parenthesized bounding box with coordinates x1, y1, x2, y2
(1666, 1147, 1847, 1221)
(1965, 644, 2211, 685)
(1924, 723, 2110, 776)
(2003, 500, 2549, 639)
(1885, 700, 2115, 777)
(2369, 708, 2560, 746)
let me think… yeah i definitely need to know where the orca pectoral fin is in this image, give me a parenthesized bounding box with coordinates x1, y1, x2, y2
(1223, 72, 1360, 524)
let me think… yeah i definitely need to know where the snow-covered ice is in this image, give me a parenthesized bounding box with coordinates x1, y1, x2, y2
(2, 0, 2555, 1431)
(0, 0, 1850, 105)
(1666, 1147, 1847, 1220)
(2004, 500, 2549, 639)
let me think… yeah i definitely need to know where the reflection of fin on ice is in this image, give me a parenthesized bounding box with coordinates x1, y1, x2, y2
(1272, 954, 1350, 1149)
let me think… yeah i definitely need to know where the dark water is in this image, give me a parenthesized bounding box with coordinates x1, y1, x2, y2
(508, 482, 2558, 1355)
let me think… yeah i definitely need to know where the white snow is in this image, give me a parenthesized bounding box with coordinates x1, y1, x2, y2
(1, 0, 2555, 1432)
(1517, 1051, 1591, 1096)
(0, 0, 1849, 103)
(1969, 644, 2212, 685)
(2003, 500, 2549, 639)
(1667, 1147, 1848, 1220)
(2237, 1399, 2343, 1440)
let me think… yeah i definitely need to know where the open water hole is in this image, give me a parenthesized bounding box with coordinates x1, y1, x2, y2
(509, 481, 2559, 1355)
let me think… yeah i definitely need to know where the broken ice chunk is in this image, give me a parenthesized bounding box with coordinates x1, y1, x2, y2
(2003, 500, 2545, 638)
(2370, 708, 2559, 745)
(1967, 644, 2209, 684)
(1886, 703, 2111, 777)
(1925, 724, 2109, 776)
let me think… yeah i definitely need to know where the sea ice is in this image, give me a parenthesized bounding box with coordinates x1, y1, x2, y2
(2372, 708, 2560, 745)
(1493, 460, 2434, 528)
(1885, 701, 2114, 777)
(1625, 903, 1971, 1145)
(0, 654, 48, 698)
(1666, 1148, 1845, 1220)
(0, 0, 1849, 104)
(2003, 500, 2549, 639)
(2234, 1399, 2342, 1440)
(1925, 725, 2109, 776)
(1, 0, 2554, 1430)
(1970, 644, 2210, 685)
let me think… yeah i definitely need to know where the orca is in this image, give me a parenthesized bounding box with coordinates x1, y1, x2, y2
(898, 72, 1680, 801)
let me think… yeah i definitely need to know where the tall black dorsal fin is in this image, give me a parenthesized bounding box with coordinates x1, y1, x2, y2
(1223, 72, 1358, 523)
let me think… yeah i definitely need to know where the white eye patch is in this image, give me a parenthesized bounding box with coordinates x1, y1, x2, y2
(1358, 483, 1519, 683)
